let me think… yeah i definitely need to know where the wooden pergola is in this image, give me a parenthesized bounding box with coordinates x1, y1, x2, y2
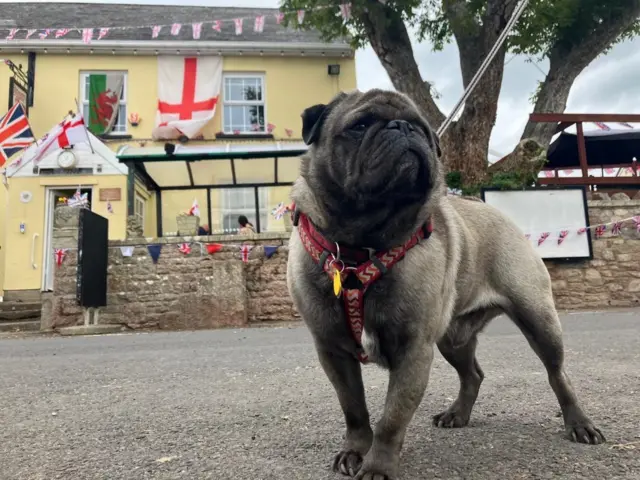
(530, 113, 640, 186)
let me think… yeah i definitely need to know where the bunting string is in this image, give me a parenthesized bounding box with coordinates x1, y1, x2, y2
(0, 3, 354, 42)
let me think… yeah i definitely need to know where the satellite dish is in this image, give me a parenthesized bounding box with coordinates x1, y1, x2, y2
(19, 191, 32, 203)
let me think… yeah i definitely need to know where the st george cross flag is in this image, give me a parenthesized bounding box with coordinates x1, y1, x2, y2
(0, 103, 35, 167)
(254, 16, 265, 33)
(30, 112, 90, 164)
(152, 56, 223, 140)
(54, 248, 68, 267)
(188, 198, 200, 217)
(82, 28, 93, 44)
(241, 245, 253, 263)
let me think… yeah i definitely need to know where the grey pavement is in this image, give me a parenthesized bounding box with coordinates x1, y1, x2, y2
(1, 311, 639, 480)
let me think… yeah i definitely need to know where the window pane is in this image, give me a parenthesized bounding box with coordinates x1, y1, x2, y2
(224, 105, 265, 133)
(225, 78, 245, 101)
(84, 75, 90, 101)
(259, 186, 293, 233)
(82, 104, 90, 127)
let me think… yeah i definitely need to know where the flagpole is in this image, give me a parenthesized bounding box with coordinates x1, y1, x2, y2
(75, 97, 95, 154)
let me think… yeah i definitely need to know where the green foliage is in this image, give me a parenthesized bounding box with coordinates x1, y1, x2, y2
(446, 169, 540, 197)
(278, 0, 640, 57)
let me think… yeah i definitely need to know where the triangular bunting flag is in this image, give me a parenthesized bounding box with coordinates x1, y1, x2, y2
(633, 216, 640, 233)
(234, 18, 243, 35)
(212, 20, 222, 32)
(595, 225, 606, 238)
(537, 232, 550, 246)
(120, 246, 135, 257)
(54, 248, 68, 267)
(557, 230, 569, 245)
(206, 243, 223, 255)
(98, 28, 110, 40)
(611, 222, 623, 236)
(264, 246, 278, 258)
(297, 10, 306, 24)
(179, 243, 191, 255)
(241, 245, 253, 263)
(147, 244, 162, 264)
(170, 23, 182, 36)
(339, 3, 352, 21)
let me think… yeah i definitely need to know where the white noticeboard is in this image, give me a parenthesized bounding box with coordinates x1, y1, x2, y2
(481, 187, 593, 260)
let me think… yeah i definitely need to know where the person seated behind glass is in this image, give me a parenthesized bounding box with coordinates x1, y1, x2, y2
(197, 224, 210, 236)
(237, 215, 256, 235)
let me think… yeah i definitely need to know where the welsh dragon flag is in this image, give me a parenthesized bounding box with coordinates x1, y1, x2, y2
(152, 56, 223, 140)
(87, 73, 124, 135)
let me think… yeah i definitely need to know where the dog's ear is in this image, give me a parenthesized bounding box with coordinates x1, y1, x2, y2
(301, 92, 348, 145)
(301, 103, 328, 145)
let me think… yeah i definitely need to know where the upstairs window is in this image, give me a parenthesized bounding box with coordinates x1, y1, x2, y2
(80, 71, 128, 135)
(222, 74, 266, 134)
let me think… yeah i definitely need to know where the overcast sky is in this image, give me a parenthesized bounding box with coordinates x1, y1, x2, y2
(14, 0, 640, 157)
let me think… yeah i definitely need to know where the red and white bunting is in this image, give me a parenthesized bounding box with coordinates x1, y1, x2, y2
(6, 29, 18, 40)
(170, 23, 182, 36)
(254, 15, 265, 33)
(593, 122, 611, 131)
(98, 28, 110, 40)
(241, 245, 253, 263)
(537, 232, 550, 246)
(55, 28, 70, 38)
(577, 227, 587, 235)
(604, 167, 616, 174)
(339, 3, 352, 21)
(25, 29, 37, 39)
(178, 243, 192, 255)
(212, 20, 222, 32)
(234, 18, 244, 35)
(192, 22, 203, 40)
(267, 123, 275, 134)
(633, 216, 640, 232)
(39, 29, 51, 39)
(54, 248, 68, 267)
(82, 28, 93, 44)
(152, 25, 162, 38)
(619, 122, 634, 129)
(297, 10, 306, 24)
(275, 12, 285, 24)
(285, 128, 293, 137)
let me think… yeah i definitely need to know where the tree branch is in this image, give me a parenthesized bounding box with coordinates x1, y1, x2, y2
(521, 1, 640, 145)
(360, 4, 445, 128)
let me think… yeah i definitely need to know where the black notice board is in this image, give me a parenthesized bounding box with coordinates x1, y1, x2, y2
(76, 209, 108, 308)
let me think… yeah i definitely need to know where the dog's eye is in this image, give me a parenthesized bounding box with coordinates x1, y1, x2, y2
(349, 117, 374, 133)
(352, 123, 367, 131)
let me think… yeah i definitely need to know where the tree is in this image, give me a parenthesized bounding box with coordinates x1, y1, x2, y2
(280, 0, 640, 189)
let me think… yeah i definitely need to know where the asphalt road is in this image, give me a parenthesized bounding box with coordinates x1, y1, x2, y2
(1, 310, 639, 480)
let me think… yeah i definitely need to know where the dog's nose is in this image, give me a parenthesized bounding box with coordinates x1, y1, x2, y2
(386, 119, 415, 135)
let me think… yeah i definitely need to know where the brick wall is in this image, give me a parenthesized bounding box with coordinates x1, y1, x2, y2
(43, 195, 640, 331)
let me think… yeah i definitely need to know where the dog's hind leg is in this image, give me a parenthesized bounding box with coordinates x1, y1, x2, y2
(506, 292, 605, 445)
(433, 308, 501, 428)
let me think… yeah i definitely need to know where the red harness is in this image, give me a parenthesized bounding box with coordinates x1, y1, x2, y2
(293, 207, 432, 363)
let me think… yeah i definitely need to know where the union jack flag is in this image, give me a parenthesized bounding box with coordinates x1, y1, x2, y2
(537, 232, 550, 246)
(55, 29, 70, 39)
(577, 227, 588, 235)
(241, 245, 252, 263)
(595, 225, 606, 238)
(557, 230, 569, 245)
(0, 103, 35, 167)
(271, 202, 290, 220)
(178, 243, 191, 255)
(611, 222, 623, 236)
(593, 122, 610, 131)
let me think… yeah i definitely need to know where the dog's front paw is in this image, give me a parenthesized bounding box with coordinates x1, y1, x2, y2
(333, 450, 364, 477)
(353, 450, 399, 480)
(566, 422, 606, 445)
(432, 405, 471, 428)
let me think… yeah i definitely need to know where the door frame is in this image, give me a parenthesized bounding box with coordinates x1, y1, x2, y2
(41, 186, 93, 291)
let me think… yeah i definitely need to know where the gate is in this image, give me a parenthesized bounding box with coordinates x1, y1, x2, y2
(76, 209, 108, 308)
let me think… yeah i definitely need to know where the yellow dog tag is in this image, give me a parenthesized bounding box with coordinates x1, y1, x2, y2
(333, 267, 342, 297)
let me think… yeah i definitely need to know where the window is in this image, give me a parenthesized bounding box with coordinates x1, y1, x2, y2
(222, 74, 266, 134)
(221, 187, 268, 233)
(134, 194, 145, 226)
(80, 71, 127, 134)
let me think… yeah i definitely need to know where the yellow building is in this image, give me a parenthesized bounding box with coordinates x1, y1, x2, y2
(0, 2, 356, 300)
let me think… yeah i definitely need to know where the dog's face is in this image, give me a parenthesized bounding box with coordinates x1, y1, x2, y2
(295, 89, 444, 248)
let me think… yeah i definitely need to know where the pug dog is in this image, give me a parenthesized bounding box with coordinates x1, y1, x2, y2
(286, 89, 604, 480)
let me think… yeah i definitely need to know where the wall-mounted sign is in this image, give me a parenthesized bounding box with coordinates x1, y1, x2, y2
(8, 78, 28, 114)
(99, 188, 121, 202)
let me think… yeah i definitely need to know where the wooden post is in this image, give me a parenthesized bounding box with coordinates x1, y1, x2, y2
(576, 122, 588, 178)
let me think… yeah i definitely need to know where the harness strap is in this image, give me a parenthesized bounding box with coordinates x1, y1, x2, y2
(294, 206, 432, 363)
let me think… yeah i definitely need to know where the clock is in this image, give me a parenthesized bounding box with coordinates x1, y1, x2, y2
(57, 149, 77, 169)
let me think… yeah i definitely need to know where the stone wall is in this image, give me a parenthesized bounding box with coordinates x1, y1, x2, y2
(546, 194, 640, 311)
(44, 206, 296, 330)
(43, 195, 640, 331)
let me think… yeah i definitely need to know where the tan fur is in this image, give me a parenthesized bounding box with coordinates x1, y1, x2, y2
(287, 90, 604, 480)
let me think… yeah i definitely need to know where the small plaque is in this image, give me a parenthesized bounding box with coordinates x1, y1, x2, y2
(99, 188, 121, 202)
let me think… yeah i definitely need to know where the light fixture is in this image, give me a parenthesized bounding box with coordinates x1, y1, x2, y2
(133, 49, 137, 55)
(259, 50, 263, 56)
(176, 49, 180, 55)
(66, 48, 70, 54)
(328, 64, 341, 76)
(196, 50, 200, 55)
(90, 48, 94, 54)
(43, 48, 47, 54)
(112, 49, 115, 55)
(154, 50, 158, 55)
(20, 49, 24, 54)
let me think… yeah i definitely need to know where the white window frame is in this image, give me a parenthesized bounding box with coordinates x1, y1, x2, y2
(222, 73, 267, 135)
(134, 193, 145, 226)
(220, 187, 269, 233)
(79, 71, 128, 135)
